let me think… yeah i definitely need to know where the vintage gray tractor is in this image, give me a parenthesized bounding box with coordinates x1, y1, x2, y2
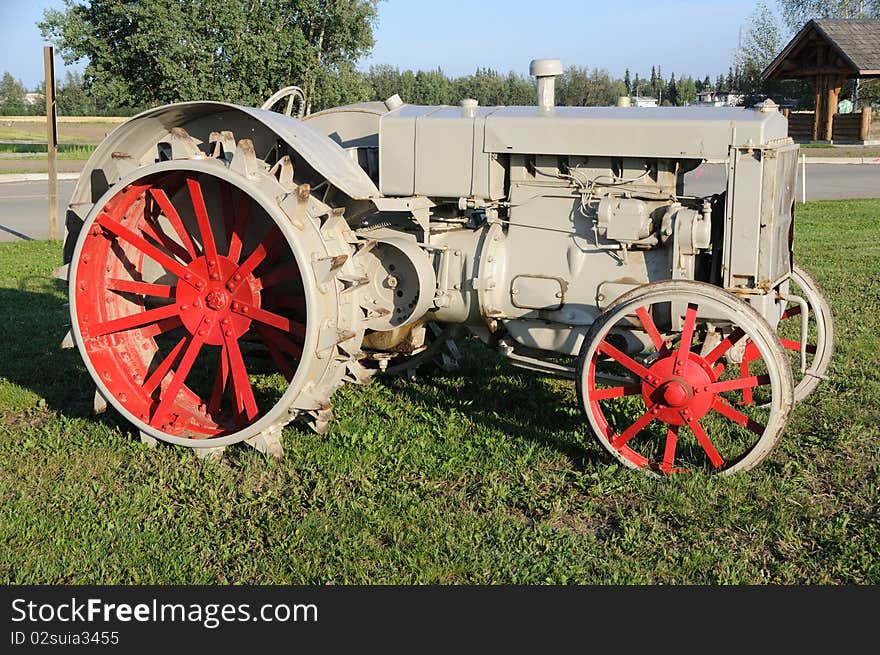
(59, 59, 834, 475)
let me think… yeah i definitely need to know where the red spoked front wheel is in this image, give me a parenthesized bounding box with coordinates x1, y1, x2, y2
(739, 263, 834, 405)
(70, 167, 310, 446)
(576, 280, 794, 476)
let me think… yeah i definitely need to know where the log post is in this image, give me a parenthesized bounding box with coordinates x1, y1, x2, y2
(826, 76, 843, 142)
(861, 106, 872, 142)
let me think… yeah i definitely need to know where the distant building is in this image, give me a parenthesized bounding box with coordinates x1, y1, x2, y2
(23, 92, 42, 107)
(630, 96, 658, 107)
(696, 90, 743, 107)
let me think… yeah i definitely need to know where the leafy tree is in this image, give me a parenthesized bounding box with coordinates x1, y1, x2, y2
(739, 1, 784, 102)
(778, 0, 879, 32)
(679, 75, 697, 105)
(624, 68, 631, 94)
(413, 68, 452, 105)
(0, 72, 27, 115)
(368, 64, 401, 102)
(39, 0, 379, 114)
(558, 66, 626, 106)
(504, 72, 534, 105)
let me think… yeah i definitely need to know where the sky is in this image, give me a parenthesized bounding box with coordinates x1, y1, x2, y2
(1, 0, 768, 90)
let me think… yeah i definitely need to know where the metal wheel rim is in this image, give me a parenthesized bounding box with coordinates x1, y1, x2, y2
(575, 280, 794, 476)
(69, 161, 321, 447)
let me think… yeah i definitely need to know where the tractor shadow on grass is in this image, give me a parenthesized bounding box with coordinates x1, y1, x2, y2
(380, 339, 604, 470)
(0, 278, 602, 466)
(0, 282, 92, 415)
(0, 282, 137, 438)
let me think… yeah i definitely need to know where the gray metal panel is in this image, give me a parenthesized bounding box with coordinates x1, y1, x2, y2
(379, 104, 504, 199)
(415, 106, 475, 197)
(483, 106, 789, 159)
(379, 105, 440, 196)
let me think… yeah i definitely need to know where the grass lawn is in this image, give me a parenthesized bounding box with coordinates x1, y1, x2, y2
(799, 143, 880, 158)
(0, 199, 878, 584)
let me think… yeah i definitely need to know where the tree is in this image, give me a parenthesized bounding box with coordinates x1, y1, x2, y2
(778, 0, 880, 32)
(679, 76, 697, 105)
(557, 66, 626, 106)
(738, 1, 784, 102)
(39, 0, 379, 114)
(624, 68, 631, 95)
(0, 72, 27, 115)
(369, 64, 401, 103)
(666, 72, 678, 106)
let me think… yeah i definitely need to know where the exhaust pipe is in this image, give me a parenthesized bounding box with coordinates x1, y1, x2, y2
(530, 59, 563, 111)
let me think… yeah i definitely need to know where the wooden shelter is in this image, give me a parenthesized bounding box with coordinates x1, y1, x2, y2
(763, 19, 880, 141)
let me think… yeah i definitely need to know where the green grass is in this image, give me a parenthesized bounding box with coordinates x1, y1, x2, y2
(799, 143, 880, 158)
(1, 200, 879, 584)
(0, 143, 96, 158)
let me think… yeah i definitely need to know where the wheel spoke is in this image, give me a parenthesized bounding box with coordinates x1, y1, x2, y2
(232, 302, 306, 338)
(703, 327, 746, 365)
(610, 409, 655, 449)
(689, 419, 725, 468)
(139, 215, 192, 264)
(207, 344, 230, 416)
(255, 325, 295, 381)
(256, 324, 303, 359)
(228, 192, 250, 264)
(635, 306, 665, 352)
(781, 305, 801, 321)
(149, 187, 198, 260)
(149, 328, 209, 428)
(231, 227, 283, 283)
(222, 331, 259, 420)
(591, 384, 642, 400)
(661, 427, 679, 473)
(740, 359, 754, 405)
(262, 293, 306, 311)
(107, 278, 174, 298)
(712, 398, 766, 436)
(596, 341, 654, 382)
(220, 181, 235, 250)
(186, 176, 219, 263)
(142, 336, 188, 396)
(779, 337, 817, 355)
(257, 262, 300, 290)
(141, 315, 184, 339)
(92, 303, 180, 337)
(97, 213, 195, 283)
(705, 373, 770, 394)
(675, 303, 698, 370)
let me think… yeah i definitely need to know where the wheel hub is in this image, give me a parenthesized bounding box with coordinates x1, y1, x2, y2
(205, 289, 229, 311)
(661, 379, 691, 407)
(641, 352, 717, 426)
(175, 255, 258, 345)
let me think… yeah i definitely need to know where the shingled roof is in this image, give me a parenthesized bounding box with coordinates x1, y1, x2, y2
(763, 19, 880, 80)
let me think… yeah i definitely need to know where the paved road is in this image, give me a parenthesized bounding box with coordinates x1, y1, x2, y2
(686, 163, 880, 200)
(0, 180, 76, 242)
(0, 165, 878, 242)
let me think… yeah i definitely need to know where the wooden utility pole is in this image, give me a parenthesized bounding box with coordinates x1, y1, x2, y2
(44, 46, 58, 240)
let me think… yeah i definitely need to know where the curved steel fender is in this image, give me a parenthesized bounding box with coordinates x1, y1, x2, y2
(62, 101, 381, 264)
(68, 100, 380, 207)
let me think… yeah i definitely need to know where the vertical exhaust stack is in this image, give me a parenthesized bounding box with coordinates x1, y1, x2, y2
(530, 59, 563, 111)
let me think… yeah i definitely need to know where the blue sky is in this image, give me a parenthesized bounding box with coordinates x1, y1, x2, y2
(2, 0, 767, 90)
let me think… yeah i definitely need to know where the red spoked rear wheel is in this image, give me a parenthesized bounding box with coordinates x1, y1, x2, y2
(71, 168, 308, 443)
(576, 280, 794, 476)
